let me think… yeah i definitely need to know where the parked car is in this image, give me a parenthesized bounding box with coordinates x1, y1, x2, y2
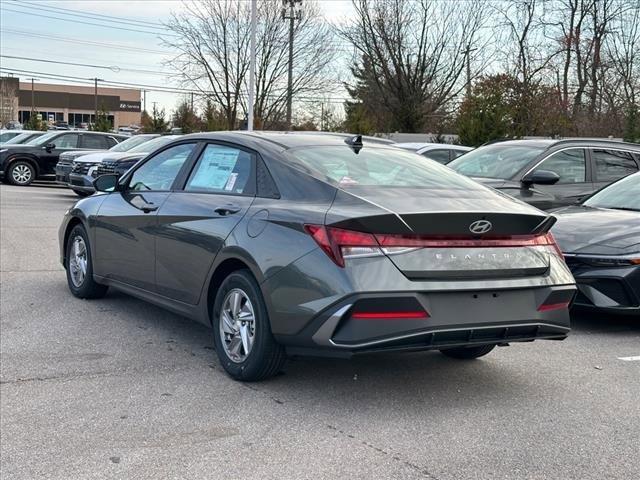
(56, 134, 161, 188)
(59, 132, 575, 381)
(0, 131, 127, 186)
(394, 142, 472, 164)
(0, 129, 24, 143)
(448, 139, 640, 210)
(552, 172, 639, 316)
(1, 130, 45, 145)
(4, 121, 23, 130)
(68, 135, 180, 196)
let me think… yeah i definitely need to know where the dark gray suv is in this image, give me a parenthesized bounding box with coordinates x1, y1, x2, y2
(448, 139, 640, 210)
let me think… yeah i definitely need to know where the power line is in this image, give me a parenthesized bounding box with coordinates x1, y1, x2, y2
(1, 54, 173, 77)
(9, 0, 167, 29)
(0, 29, 168, 55)
(0, 6, 178, 37)
(0, 67, 351, 103)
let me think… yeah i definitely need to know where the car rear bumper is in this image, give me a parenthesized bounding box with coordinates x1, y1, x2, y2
(264, 249, 576, 355)
(68, 173, 95, 193)
(276, 286, 573, 356)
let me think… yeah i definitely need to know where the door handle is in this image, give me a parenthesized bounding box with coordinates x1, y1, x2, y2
(214, 205, 242, 216)
(140, 202, 158, 213)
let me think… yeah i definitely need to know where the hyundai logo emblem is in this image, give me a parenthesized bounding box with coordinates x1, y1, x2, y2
(469, 220, 492, 234)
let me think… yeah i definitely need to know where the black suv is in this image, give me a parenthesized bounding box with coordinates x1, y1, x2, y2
(0, 131, 126, 186)
(448, 139, 640, 210)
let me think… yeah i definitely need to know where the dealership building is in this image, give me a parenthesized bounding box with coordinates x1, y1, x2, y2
(0, 76, 141, 128)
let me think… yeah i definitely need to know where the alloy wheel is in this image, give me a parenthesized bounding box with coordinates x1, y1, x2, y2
(69, 236, 88, 287)
(11, 164, 32, 184)
(219, 288, 256, 363)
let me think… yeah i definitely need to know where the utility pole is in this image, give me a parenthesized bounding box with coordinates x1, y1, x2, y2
(248, 0, 257, 132)
(464, 46, 477, 98)
(91, 77, 103, 124)
(143, 89, 146, 112)
(190, 91, 194, 112)
(27, 78, 38, 119)
(282, 0, 301, 130)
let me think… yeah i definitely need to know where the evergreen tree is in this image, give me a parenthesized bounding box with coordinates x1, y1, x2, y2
(142, 105, 168, 133)
(172, 100, 199, 134)
(91, 103, 112, 132)
(23, 113, 46, 131)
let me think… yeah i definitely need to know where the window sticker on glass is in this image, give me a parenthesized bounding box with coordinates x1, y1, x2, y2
(225, 172, 238, 191)
(189, 147, 240, 190)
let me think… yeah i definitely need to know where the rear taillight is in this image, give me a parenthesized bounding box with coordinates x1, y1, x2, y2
(304, 225, 381, 267)
(304, 225, 564, 268)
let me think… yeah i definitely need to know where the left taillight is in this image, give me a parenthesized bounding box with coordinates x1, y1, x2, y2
(304, 225, 382, 267)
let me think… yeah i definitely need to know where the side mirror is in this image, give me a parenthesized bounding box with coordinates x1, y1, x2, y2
(44, 143, 55, 152)
(522, 169, 560, 187)
(93, 174, 120, 192)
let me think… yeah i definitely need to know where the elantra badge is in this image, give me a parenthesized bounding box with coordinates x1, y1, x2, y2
(469, 220, 492, 234)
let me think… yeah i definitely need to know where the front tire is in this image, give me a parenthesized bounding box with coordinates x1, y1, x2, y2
(65, 224, 108, 299)
(440, 344, 496, 359)
(212, 270, 286, 381)
(7, 160, 36, 186)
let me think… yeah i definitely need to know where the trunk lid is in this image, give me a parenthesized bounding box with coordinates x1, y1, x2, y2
(325, 187, 558, 280)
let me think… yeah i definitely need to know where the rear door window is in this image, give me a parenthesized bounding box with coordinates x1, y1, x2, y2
(534, 148, 586, 184)
(54, 133, 80, 149)
(592, 149, 638, 183)
(81, 134, 108, 149)
(185, 144, 254, 195)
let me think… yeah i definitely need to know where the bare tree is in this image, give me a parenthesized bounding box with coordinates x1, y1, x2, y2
(339, 0, 488, 132)
(163, 0, 337, 130)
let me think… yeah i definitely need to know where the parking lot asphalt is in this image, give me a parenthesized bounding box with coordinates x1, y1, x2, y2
(1, 183, 639, 480)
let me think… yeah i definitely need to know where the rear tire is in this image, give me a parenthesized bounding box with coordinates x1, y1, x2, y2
(212, 269, 286, 381)
(7, 160, 36, 186)
(440, 344, 496, 359)
(65, 224, 108, 299)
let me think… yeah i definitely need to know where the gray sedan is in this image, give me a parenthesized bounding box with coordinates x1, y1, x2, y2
(59, 132, 576, 381)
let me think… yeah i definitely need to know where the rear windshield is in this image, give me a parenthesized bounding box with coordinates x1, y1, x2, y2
(584, 173, 640, 211)
(3, 132, 43, 144)
(287, 146, 481, 189)
(128, 135, 180, 153)
(448, 144, 545, 179)
(109, 135, 157, 152)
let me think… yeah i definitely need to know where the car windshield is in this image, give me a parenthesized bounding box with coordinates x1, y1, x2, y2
(448, 144, 545, 179)
(109, 135, 156, 152)
(288, 146, 481, 189)
(584, 173, 640, 211)
(26, 131, 60, 146)
(128, 135, 179, 153)
(4, 132, 43, 144)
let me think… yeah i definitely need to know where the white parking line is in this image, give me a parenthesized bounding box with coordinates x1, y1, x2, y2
(618, 356, 640, 362)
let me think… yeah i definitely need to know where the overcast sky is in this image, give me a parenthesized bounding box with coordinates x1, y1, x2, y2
(0, 0, 355, 118)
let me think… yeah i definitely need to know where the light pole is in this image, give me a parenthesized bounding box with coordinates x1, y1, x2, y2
(248, 0, 257, 131)
(282, 0, 302, 130)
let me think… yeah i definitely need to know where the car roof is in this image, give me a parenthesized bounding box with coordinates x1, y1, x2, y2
(483, 138, 640, 151)
(179, 131, 395, 149)
(394, 142, 469, 150)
